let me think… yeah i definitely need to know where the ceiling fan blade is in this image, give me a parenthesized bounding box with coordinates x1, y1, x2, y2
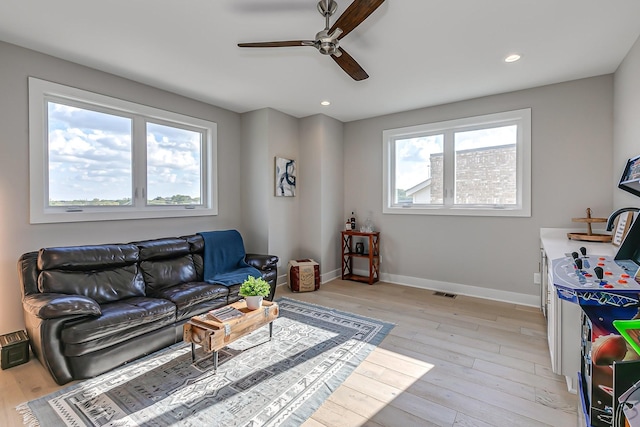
(238, 40, 315, 48)
(331, 47, 369, 81)
(330, 0, 385, 40)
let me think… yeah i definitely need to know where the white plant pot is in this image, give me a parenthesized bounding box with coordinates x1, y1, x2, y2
(245, 295, 263, 310)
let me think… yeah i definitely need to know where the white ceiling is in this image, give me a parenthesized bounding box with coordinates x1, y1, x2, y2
(1, 1, 640, 122)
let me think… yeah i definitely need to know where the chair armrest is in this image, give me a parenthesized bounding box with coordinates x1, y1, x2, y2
(245, 254, 279, 271)
(23, 293, 101, 319)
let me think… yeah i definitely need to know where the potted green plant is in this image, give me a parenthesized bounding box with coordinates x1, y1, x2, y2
(239, 276, 271, 310)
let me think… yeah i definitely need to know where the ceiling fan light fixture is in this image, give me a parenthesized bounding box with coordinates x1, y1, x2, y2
(319, 41, 336, 55)
(504, 53, 521, 63)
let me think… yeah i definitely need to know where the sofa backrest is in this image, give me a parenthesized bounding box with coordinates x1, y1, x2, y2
(20, 234, 211, 302)
(183, 234, 205, 279)
(18, 252, 39, 297)
(135, 237, 198, 294)
(37, 244, 145, 304)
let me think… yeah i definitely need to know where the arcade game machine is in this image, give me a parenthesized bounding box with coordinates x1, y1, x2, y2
(552, 155, 640, 427)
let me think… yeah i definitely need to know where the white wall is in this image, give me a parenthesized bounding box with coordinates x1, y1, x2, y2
(240, 110, 270, 254)
(0, 41, 245, 334)
(318, 116, 345, 277)
(344, 76, 614, 304)
(266, 109, 300, 281)
(298, 117, 323, 265)
(299, 115, 344, 280)
(241, 108, 300, 285)
(614, 35, 640, 209)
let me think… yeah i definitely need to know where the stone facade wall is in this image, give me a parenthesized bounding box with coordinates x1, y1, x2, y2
(427, 144, 516, 204)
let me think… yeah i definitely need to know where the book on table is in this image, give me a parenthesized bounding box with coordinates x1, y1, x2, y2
(206, 305, 244, 322)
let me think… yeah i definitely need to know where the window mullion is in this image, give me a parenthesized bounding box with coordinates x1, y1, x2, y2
(443, 130, 455, 206)
(132, 116, 147, 208)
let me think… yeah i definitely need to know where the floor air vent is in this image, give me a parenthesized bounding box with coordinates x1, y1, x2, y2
(433, 291, 457, 299)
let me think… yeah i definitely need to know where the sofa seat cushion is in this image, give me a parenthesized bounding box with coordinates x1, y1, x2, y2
(152, 282, 229, 320)
(227, 284, 241, 303)
(61, 297, 176, 357)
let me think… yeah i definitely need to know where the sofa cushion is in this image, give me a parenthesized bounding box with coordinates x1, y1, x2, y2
(183, 234, 204, 254)
(39, 265, 146, 304)
(183, 234, 205, 280)
(61, 297, 176, 357)
(136, 237, 191, 261)
(192, 253, 204, 281)
(38, 244, 139, 270)
(152, 282, 228, 320)
(140, 256, 198, 294)
(227, 283, 241, 303)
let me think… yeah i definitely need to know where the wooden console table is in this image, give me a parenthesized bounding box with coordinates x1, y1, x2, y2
(341, 230, 379, 285)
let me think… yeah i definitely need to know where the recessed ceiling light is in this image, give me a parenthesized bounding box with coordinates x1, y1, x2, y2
(504, 54, 521, 63)
(320, 100, 331, 106)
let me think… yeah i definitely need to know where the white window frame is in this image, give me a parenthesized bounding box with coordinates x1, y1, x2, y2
(382, 108, 531, 217)
(28, 77, 218, 224)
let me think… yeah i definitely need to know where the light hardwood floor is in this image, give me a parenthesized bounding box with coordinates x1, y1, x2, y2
(0, 280, 578, 426)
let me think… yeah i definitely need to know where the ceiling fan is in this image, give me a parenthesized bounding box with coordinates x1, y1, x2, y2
(238, 0, 385, 81)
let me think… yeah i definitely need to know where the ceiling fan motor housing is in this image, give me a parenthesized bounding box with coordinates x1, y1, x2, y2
(315, 29, 342, 55)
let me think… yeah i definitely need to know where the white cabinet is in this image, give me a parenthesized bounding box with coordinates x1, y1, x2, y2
(539, 228, 615, 394)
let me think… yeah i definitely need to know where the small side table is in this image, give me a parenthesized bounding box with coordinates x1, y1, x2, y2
(0, 330, 29, 369)
(341, 230, 380, 285)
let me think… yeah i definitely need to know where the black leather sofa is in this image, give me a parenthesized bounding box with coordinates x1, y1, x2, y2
(17, 233, 278, 385)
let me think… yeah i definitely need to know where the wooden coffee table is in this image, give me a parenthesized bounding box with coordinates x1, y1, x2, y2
(183, 300, 279, 371)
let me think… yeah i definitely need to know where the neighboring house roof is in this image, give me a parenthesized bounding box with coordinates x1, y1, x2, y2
(406, 178, 432, 196)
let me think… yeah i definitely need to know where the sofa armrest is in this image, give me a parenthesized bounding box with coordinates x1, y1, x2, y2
(23, 293, 101, 319)
(245, 254, 279, 271)
(245, 254, 279, 302)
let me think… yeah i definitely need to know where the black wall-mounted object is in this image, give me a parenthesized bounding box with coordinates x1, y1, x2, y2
(618, 154, 640, 198)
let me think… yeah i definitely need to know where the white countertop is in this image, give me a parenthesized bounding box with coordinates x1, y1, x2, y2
(540, 228, 616, 260)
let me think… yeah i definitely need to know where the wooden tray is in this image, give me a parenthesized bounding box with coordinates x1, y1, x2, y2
(568, 208, 612, 242)
(566, 232, 612, 242)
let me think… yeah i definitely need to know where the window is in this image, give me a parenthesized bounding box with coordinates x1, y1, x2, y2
(383, 108, 531, 217)
(29, 77, 217, 223)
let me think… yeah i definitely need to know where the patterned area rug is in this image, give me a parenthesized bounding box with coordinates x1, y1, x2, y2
(18, 298, 394, 426)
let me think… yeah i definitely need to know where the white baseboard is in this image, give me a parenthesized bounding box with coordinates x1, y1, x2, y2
(277, 268, 538, 308)
(379, 271, 539, 307)
(321, 269, 340, 284)
(276, 273, 288, 287)
(277, 268, 341, 288)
